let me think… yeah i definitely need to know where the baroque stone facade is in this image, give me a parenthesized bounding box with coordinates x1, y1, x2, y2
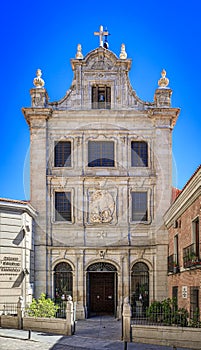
(22, 30, 180, 318)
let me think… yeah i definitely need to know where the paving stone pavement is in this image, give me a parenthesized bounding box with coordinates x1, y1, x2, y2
(0, 316, 193, 350)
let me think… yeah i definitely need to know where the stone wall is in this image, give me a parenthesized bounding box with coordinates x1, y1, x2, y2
(132, 324, 201, 349)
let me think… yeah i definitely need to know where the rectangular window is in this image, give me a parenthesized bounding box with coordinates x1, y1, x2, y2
(172, 286, 178, 308)
(174, 234, 179, 265)
(131, 192, 148, 222)
(190, 287, 199, 319)
(192, 218, 200, 259)
(131, 141, 148, 167)
(54, 141, 71, 167)
(92, 86, 111, 109)
(88, 141, 114, 167)
(55, 192, 72, 222)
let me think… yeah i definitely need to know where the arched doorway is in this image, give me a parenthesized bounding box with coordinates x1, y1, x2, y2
(131, 262, 149, 317)
(87, 262, 117, 317)
(54, 262, 73, 301)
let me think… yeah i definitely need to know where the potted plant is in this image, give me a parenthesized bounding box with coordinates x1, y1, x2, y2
(173, 261, 178, 273)
(189, 252, 197, 263)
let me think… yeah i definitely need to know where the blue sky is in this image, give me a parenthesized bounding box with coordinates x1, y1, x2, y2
(0, 0, 200, 200)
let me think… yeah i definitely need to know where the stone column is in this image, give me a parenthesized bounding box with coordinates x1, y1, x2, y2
(122, 297, 132, 342)
(66, 296, 74, 335)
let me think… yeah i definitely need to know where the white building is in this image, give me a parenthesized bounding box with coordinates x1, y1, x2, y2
(22, 27, 180, 318)
(0, 198, 36, 312)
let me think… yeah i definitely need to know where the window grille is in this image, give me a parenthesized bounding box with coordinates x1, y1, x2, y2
(54, 262, 73, 301)
(55, 192, 72, 222)
(131, 141, 148, 167)
(87, 262, 117, 272)
(88, 141, 114, 167)
(131, 262, 149, 316)
(172, 286, 178, 308)
(132, 192, 148, 221)
(54, 141, 71, 167)
(190, 286, 199, 319)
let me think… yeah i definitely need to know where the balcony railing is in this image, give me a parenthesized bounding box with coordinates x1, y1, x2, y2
(183, 243, 201, 268)
(168, 254, 180, 273)
(92, 102, 111, 109)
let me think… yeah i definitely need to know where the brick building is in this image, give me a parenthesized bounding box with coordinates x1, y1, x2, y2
(164, 165, 201, 318)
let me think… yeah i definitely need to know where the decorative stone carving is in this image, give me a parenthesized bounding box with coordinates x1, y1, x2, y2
(91, 59, 113, 70)
(99, 250, 106, 259)
(32, 96, 43, 106)
(89, 190, 115, 224)
(138, 249, 145, 259)
(97, 231, 107, 239)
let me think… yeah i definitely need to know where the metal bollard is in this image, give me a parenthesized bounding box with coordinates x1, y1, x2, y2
(28, 329, 31, 340)
(124, 341, 127, 350)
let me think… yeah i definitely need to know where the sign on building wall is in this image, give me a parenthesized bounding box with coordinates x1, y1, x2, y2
(182, 286, 188, 298)
(0, 254, 21, 281)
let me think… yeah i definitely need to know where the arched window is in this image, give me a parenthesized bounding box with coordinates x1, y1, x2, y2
(131, 262, 149, 316)
(54, 262, 72, 301)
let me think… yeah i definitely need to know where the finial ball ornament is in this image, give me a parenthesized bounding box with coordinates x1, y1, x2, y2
(119, 43, 127, 59)
(76, 44, 83, 59)
(33, 69, 45, 88)
(158, 69, 169, 88)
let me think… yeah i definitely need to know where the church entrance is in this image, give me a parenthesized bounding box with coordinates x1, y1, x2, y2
(87, 262, 117, 317)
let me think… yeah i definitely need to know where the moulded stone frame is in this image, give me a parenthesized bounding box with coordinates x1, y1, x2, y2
(84, 133, 118, 171)
(51, 258, 75, 301)
(51, 188, 75, 225)
(129, 187, 153, 225)
(130, 257, 154, 307)
(52, 137, 74, 170)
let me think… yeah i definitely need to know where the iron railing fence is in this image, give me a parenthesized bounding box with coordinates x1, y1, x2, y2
(131, 307, 201, 328)
(55, 300, 67, 319)
(2, 303, 18, 316)
(183, 243, 201, 268)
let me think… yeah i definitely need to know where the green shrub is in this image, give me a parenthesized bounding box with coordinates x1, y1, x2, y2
(146, 298, 188, 327)
(27, 293, 59, 318)
(189, 308, 201, 328)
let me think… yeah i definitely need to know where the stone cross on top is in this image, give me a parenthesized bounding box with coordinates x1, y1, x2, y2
(94, 25, 109, 47)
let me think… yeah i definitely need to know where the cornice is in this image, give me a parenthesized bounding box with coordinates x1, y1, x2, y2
(0, 198, 37, 217)
(22, 107, 52, 126)
(45, 107, 180, 119)
(164, 168, 201, 228)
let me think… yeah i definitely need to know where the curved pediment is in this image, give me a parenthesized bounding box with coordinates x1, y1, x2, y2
(71, 46, 131, 73)
(48, 46, 154, 110)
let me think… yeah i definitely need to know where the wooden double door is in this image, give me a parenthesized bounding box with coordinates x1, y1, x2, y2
(89, 272, 116, 315)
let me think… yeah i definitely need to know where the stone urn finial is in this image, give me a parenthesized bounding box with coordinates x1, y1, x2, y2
(33, 69, 45, 88)
(119, 43, 127, 59)
(76, 44, 83, 59)
(158, 69, 169, 88)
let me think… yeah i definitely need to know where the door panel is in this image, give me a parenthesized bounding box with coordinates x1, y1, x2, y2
(90, 272, 114, 314)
